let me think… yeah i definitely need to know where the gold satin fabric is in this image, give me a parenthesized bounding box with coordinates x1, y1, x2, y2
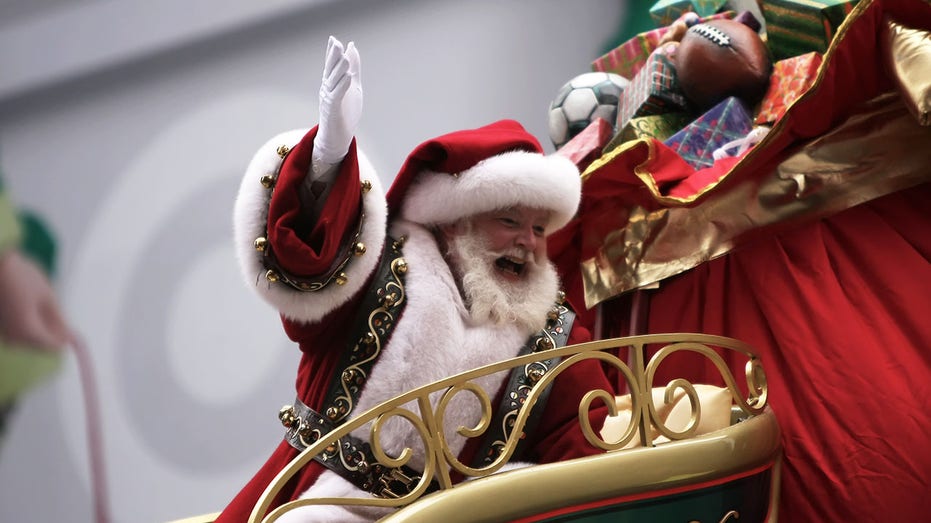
(885, 19, 931, 126)
(581, 93, 931, 308)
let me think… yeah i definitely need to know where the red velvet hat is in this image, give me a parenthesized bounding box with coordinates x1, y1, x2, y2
(387, 120, 581, 234)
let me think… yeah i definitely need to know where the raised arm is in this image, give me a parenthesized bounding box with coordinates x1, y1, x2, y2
(301, 37, 363, 221)
(234, 36, 386, 325)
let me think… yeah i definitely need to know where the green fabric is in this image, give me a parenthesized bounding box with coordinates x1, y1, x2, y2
(0, 343, 61, 405)
(535, 468, 773, 522)
(0, 194, 22, 256)
(17, 210, 56, 278)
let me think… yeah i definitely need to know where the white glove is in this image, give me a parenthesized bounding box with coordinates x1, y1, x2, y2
(312, 36, 363, 166)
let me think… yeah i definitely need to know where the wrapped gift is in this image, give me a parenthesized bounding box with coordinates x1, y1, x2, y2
(557, 118, 615, 172)
(755, 52, 823, 124)
(649, 0, 729, 27)
(616, 51, 692, 130)
(663, 96, 754, 169)
(761, 0, 859, 60)
(592, 11, 734, 79)
(604, 112, 695, 153)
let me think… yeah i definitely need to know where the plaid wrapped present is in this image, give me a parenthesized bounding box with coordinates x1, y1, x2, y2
(604, 112, 695, 153)
(761, 0, 859, 60)
(592, 11, 734, 79)
(649, 0, 729, 27)
(616, 51, 691, 130)
(663, 96, 754, 169)
(754, 51, 823, 124)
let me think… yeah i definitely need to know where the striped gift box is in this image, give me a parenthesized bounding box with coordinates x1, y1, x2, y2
(761, 0, 859, 60)
(649, 0, 730, 27)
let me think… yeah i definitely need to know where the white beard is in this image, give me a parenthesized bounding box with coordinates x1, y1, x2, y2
(447, 231, 560, 335)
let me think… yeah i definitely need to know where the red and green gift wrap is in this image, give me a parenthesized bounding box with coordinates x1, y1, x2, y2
(649, 0, 729, 27)
(557, 118, 615, 172)
(616, 51, 692, 130)
(663, 96, 754, 169)
(604, 112, 695, 153)
(754, 51, 823, 124)
(592, 11, 734, 80)
(761, 0, 859, 60)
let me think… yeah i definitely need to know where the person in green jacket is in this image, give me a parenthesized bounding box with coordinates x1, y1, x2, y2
(0, 171, 70, 446)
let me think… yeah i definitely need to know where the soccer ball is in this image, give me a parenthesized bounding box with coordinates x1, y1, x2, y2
(547, 72, 629, 150)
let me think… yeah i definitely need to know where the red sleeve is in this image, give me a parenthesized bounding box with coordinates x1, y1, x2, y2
(266, 126, 363, 277)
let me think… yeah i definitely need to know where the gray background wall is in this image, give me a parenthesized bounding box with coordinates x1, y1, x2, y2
(0, 1, 627, 521)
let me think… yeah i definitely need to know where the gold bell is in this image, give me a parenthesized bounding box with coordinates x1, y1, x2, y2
(278, 405, 297, 428)
(276, 145, 291, 158)
(265, 269, 280, 283)
(298, 425, 317, 444)
(254, 237, 268, 252)
(361, 180, 372, 193)
(326, 406, 340, 421)
(528, 368, 545, 383)
(556, 291, 566, 304)
(395, 258, 408, 274)
(535, 337, 555, 351)
(260, 174, 276, 188)
(335, 272, 348, 286)
(342, 368, 359, 384)
(353, 242, 366, 256)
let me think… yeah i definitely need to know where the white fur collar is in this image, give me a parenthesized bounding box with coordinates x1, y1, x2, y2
(352, 220, 528, 462)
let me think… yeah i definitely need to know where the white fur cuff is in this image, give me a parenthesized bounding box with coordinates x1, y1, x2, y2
(233, 129, 387, 324)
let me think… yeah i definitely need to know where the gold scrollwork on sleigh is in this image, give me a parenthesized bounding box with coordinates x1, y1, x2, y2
(250, 333, 770, 522)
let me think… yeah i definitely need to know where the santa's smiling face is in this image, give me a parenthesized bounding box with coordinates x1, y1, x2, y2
(468, 207, 551, 279)
(441, 206, 558, 334)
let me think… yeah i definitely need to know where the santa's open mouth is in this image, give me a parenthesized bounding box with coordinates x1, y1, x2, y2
(495, 256, 526, 278)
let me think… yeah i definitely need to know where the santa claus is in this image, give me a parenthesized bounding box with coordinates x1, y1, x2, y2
(215, 36, 612, 522)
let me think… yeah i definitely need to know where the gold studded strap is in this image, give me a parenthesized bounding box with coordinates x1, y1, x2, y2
(319, 237, 408, 425)
(280, 397, 439, 499)
(470, 302, 575, 468)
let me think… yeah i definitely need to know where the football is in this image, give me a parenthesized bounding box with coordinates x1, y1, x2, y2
(673, 18, 772, 111)
(548, 72, 629, 150)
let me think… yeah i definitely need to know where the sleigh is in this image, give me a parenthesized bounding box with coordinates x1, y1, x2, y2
(173, 333, 780, 522)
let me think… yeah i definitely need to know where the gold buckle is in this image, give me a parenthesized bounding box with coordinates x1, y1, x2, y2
(372, 468, 417, 499)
